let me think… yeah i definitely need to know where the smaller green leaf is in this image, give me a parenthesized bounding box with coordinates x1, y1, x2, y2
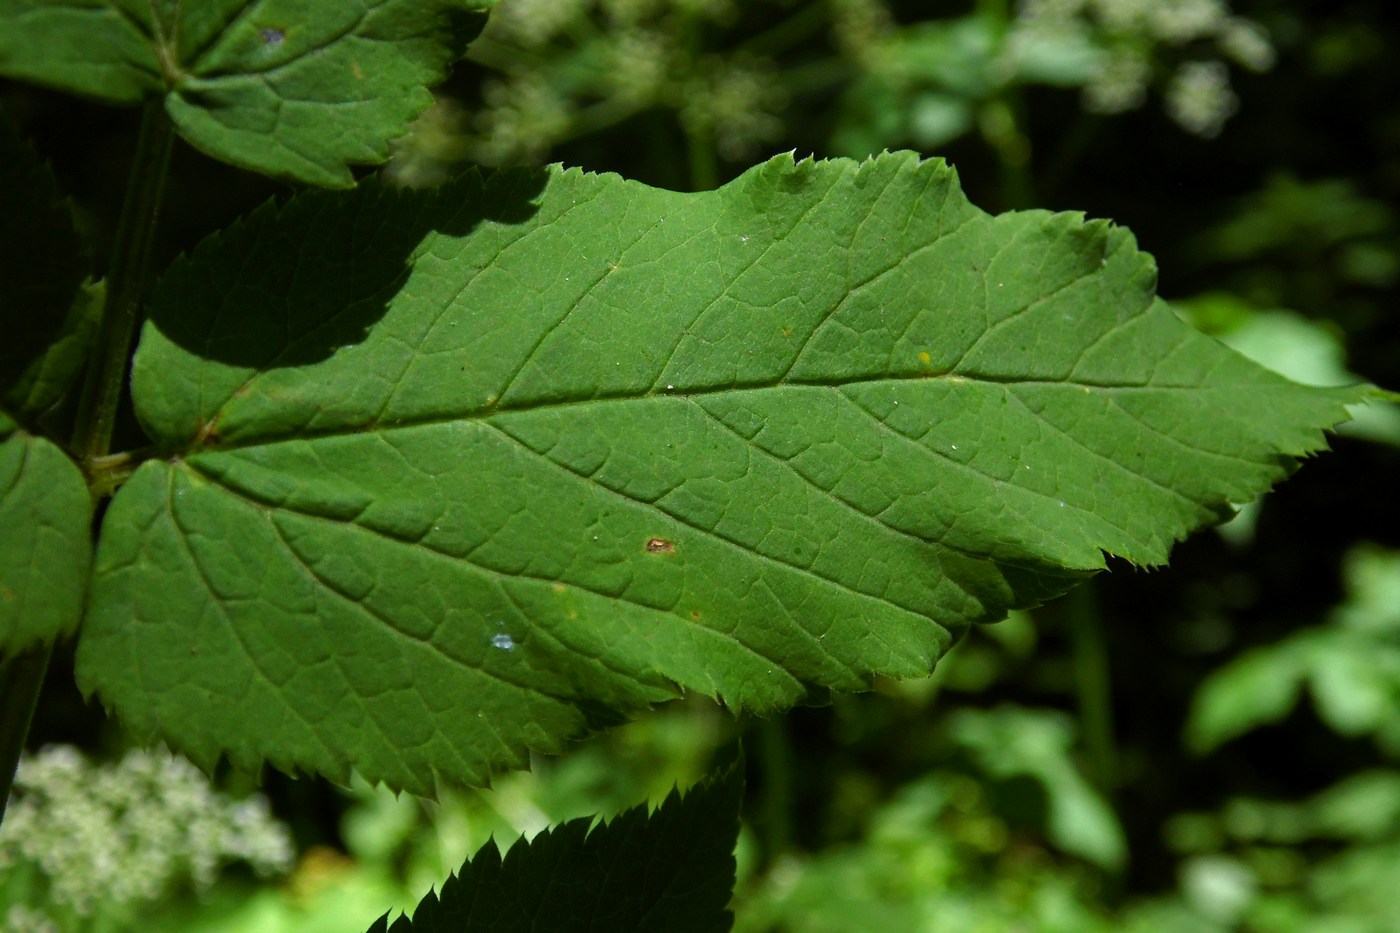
(0, 1, 162, 103)
(948, 705, 1126, 870)
(1309, 770, 1400, 841)
(366, 749, 743, 933)
(1308, 642, 1393, 737)
(1188, 546, 1400, 754)
(4, 280, 104, 420)
(0, 1, 497, 187)
(1185, 642, 1309, 755)
(0, 414, 93, 653)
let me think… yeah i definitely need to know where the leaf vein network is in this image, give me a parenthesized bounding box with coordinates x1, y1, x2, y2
(479, 419, 927, 627)
(260, 510, 573, 706)
(779, 205, 981, 381)
(162, 467, 345, 765)
(186, 454, 799, 678)
(835, 388, 1096, 559)
(692, 397, 1002, 616)
(651, 194, 823, 387)
(187, 0, 375, 81)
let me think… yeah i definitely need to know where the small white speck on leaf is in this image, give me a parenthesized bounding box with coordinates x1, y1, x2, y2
(491, 633, 515, 651)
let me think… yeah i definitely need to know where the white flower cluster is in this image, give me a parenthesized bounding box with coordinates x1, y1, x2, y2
(681, 58, 789, 161)
(829, 0, 894, 66)
(599, 0, 734, 25)
(0, 745, 294, 918)
(490, 0, 590, 47)
(3, 904, 59, 933)
(1014, 0, 1274, 136)
(1165, 60, 1238, 138)
(472, 74, 573, 165)
(435, 0, 790, 170)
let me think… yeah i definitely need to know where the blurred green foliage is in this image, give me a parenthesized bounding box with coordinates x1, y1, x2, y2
(5, 0, 1399, 930)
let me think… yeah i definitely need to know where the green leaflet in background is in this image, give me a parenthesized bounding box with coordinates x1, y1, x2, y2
(79, 151, 1367, 794)
(0, 0, 496, 187)
(0, 414, 93, 652)
(4, 280, 104, 424)
(366, 750, 742, 933)
(0, 106, 89, 415)
(948, 705, 1126, 870)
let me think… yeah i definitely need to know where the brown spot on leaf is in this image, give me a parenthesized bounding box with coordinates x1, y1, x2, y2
(645, 537, 675, 554)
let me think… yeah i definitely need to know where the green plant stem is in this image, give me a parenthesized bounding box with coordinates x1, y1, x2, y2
(979, 93, 1035, 210)
(685, 124, 719, 192)
(756, 717, 792, 864)
(679, 14, 718, 193)
(71, 101, 174, 470)
(1067, 583, 1118, 793)
(739, 2, 830, 57)
(0, 643, 51, 824)
(86, 448, 148, 500)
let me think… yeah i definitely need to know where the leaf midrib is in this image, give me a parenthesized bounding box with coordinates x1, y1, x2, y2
(186, 369, 1265, 455)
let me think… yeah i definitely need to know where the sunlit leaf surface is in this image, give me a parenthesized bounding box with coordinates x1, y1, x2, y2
(80, 153, 1363, 793)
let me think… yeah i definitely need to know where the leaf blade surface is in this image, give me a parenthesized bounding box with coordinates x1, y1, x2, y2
(81, 153, 1363, 792)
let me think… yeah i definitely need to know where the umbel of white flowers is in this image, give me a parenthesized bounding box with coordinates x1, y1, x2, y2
(386, 0, 1273, 188)
(0, 746, 294, 926)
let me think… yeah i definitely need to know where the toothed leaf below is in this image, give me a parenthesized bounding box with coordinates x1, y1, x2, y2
(366, 751, 742, 933)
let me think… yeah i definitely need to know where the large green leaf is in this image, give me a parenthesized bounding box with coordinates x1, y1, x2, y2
(0, 0, 494, 187)
(367, 750, 742, 933)
(79, 152, 1364, 794)
(1, 414, 93, 652)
